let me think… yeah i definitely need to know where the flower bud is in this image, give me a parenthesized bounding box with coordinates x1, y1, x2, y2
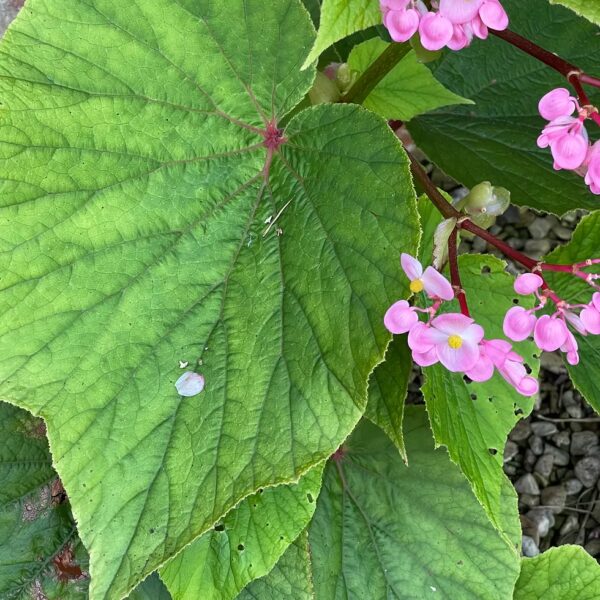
(309, 72, 341, 105)
(460, 181, 510, 217)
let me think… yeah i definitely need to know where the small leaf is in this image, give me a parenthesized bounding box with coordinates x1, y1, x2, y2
(302, 0, 382, 68)
(127, 573, 171, 600)
(433, 217, 457, 270)
(308, 409, 521, 599)
(160, 465, 323, 600)
(347, 39, 473, 120)
(514, 545, 600, 599)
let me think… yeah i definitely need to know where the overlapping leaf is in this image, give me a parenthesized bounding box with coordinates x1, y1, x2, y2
(549, 0, 600, 25)
(0, 0, 419, 597)
(160, 465, 323, 600)
(544, 211, 600, 410)
(307, 409, 521, 599)
(347, 39, 472, 120)
(514, 545, 600, 599)
(422, 255, 538, 540)
(0, 402, 88, 600)
(410, 0, 600, 214)
(237, 531, 313, 600)
(303, 0, 381, 67)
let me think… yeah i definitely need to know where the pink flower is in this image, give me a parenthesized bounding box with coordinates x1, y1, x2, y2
(581, 293, 600, 334)
(503, 306, 537, 342)
(466, 339, 539, 396)
(384, 300, 419, 334)
(408, 313, 484, 372)
(385, 7, 421, 42)
(537, 117, 589, 171)
(533, 315, 569, 352)
(479, 0, 508, 30)
(439, 0, 483, 24)
(401, 253, 454, 300)
(561, 330, 580, 365)
(584, 141, 600, 195)
(538, 88, 577, 121)
(419, 11, 454, 50)
(514, 273, 544, 295)
(175, 371, 205, 397)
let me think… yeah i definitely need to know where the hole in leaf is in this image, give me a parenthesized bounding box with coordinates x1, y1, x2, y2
(470, 393, 477, 401)
(514, 408, 524, 416)
(463, 375, 473, 384)
(481, 266, 491, 274)
(524, 363, 532, 374)
(237, 544, 245, 551)
(214, 524, 225, 532)
(307, 493, 314, 503)
(258, 488, 264, 494)
(488, 448, 498, 456)
(512, 298, 520, 305)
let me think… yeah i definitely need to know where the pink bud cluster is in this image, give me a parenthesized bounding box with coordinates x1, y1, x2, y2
(384, 254, 539, 396)
(504, 273, 600, 366)
(380, 0, 508, 52)
(537, 88, 600, 194)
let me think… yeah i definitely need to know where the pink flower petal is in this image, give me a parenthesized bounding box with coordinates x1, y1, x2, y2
(422, 267, 454, 300)
(385, 8, 421, 42)
(593, 292, 600, 313)
(462, 323, 485, 345)
(439, 0, 483, 24)
(503, 306, 537, 342)
(564, 310, 587, 336)
(408, 321, 437, 353)
(551, 130, 589, 171)
(401, 253, 423, 281)
(419, 11, 453, 51)
(580, 306, 600, 334)
(447, 24, 470, 50)
(431, 313, 474, 335)
(384, 300, 419, 334)
(470, 15, 488, 39)
(437, 338, 480, 372)
(538, 88, 577, 121)
(479, 0, 509, 31)
(413, 346, 439, 367)
(533, 315, 569, 352)
(514, 273, 543, 295)
(517, 376, 539, 397)
(465, 350, 494, 382)
(381, 0, 411, 9)
(175, 371, 205, 397)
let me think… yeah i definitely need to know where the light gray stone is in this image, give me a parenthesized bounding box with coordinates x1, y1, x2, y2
(522, 535, 540, 558)
(541, 485, 567, 514)
(515, 473, 540, 495)
(544, 444, 570, 467)
(575, 456, 600, 488)
(531, 422, 558, 437)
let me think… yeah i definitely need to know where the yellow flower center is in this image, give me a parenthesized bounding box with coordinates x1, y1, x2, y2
(410, 279, 424, 293)
(448, 335, 463, 350)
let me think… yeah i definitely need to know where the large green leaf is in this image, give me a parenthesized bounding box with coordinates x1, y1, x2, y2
(0, 402, 89, 600)
(422, 255, 538, 539)
(514, 545, 600, 600)
(544, 211, 600, 409)
(160, 465, 323, 600)
(303, 0, 381, 67)
(347, 39, 473, 121)
(410, 0, 600, 214)
(549, 0, 600, 24)
(308, 409, 521, 599)
(237, 531, 313, 600)
(0, 0, 419, 597)
(365, 336, 411, 460)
